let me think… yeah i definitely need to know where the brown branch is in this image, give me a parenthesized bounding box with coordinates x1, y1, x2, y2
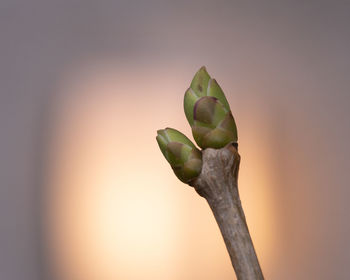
(190, 143, 264, 280)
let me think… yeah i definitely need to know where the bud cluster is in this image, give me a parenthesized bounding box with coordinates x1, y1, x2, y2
(156, 66, 238, 183)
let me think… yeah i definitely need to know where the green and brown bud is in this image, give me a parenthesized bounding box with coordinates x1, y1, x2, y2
(184, 66, 238, 149)
(156, 128, 202, 183)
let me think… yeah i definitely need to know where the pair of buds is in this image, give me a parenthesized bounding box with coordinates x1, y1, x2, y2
(156, 67, 238, 183)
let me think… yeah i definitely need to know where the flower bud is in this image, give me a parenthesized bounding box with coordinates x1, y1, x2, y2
(184, 66, 238, 149)
(156, 128, 202, 183)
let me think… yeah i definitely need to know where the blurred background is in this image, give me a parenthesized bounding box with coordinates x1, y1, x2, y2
(1, 1, 350, 279)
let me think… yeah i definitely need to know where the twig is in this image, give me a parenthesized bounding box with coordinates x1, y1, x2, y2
(191, 143, 264, 280)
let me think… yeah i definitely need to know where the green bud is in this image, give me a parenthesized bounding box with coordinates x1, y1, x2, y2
(184, 66, 238, 149)
(184, 66, 231, 126)
(192, 96, 237, 149)
(156, 128, 202, 183)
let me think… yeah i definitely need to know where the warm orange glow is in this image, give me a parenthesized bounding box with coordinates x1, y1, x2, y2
(239, 114, 278, 271)
(47, 63, 277, 280)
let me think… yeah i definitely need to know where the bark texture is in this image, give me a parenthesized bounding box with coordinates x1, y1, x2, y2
(191, 143, 264, 280)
